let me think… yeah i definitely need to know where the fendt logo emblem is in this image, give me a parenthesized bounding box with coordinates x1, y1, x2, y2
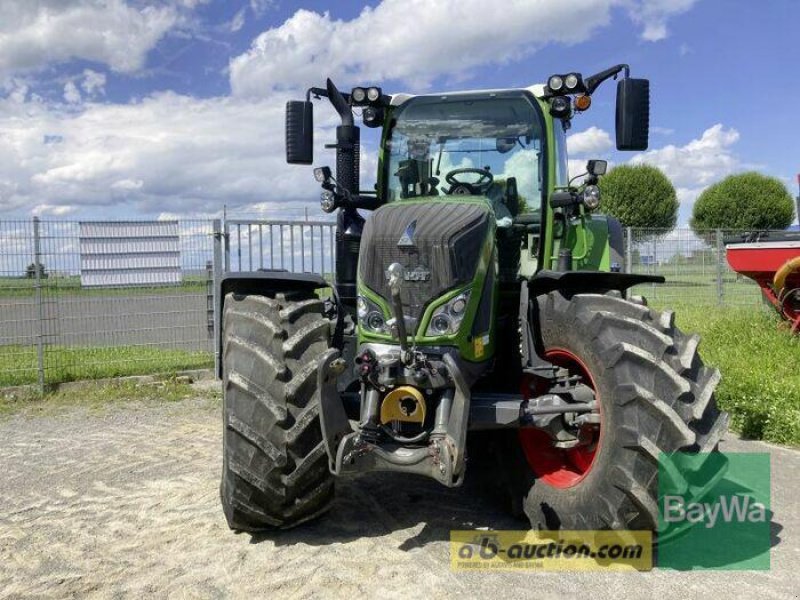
(385, 264, 431, 283)
(404, 265, 431, 282)
(398, 220, 417, 248)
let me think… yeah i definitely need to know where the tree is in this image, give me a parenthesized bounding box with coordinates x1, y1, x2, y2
(597, 164, 678, 230)
(25, 263, 47, 279)
(691, 172, 795, 233)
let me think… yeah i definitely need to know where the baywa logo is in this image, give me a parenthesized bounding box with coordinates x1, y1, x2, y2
(663, 493, 766, 529)
(657, 452, 771, 571)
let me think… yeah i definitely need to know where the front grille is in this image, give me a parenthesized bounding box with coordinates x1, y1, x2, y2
(358, 202, 491, 320)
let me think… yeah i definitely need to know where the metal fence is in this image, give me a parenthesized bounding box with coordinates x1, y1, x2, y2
(0, 219, 777, 389)
(0, 219, 219, 389)
(223, 219, 337, 276)
(624, 227, 765, 306)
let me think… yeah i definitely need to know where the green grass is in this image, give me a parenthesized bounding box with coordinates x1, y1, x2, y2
(0, 276, 208, 298)
(0, 377, 218, 419)
(665, 303, 800, 445)
(0, 344, 212, 387)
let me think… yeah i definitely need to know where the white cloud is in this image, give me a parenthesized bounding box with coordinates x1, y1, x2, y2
(63, 81, 81, 104)
(630, 124, 740, 189)
(249, 0, 276, 18)
(0, 1, 179, 77)
(81, 69, 107, 97)
(651, 126, 675, 136)
(628, 0, 697, 42)
(0, 90, 325, 217)
(228, 8, 247, 33)
(567, 126, 613, 156)
(0, 0, 701, 220)
(230, 0, 691, 97)
(628, 123, 745, 222)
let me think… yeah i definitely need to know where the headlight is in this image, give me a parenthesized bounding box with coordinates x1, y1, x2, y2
(582, 185, 601, 210)
(367, 312, 385, 331)
(430, 314, 451, 335)
(426, 291, 471, 336)
(357, 295, 388, 334)
(366, 86, 381, 102)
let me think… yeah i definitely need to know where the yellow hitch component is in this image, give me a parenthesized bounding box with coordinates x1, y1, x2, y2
(774, 256, 800, 294)
(380, 386, 426, 424)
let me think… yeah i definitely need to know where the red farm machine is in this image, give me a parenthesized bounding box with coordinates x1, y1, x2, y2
(726, 174, 800, 332)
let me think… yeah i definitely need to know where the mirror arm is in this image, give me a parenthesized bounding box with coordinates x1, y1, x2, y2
(307, 87, 328, 101)
(326, 79, 354, 127)
(550, 191, 580, 209)
(584, 63, 630, 95)
(348, 195, 383, 211)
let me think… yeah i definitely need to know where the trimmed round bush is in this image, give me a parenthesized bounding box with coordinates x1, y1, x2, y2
(691, 172, 795, 233)
(597, 164, 678, 230)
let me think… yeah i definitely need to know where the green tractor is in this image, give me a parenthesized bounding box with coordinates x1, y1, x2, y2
(218, 65, 728, 532)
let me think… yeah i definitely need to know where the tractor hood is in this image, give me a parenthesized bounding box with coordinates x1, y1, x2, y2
(358, 199, 493, 325)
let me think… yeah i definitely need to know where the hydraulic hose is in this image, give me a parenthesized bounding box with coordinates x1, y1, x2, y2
(773, 256, 800, 294)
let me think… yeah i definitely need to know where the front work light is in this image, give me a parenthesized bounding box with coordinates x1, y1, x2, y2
(565, 73, 579, 90)
(548, 75, 564, 92)
(351, 87, 367, 104)
(314, 166, 332, 182)
(320, 190, 337, 213)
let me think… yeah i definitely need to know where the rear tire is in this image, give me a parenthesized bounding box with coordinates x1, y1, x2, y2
(220, 290, 334, 531)
(502, 292, 728, 531)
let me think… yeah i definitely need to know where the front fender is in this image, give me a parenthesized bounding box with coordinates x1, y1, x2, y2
(528, 269, 664, 297)
(216, 270, 332, 378)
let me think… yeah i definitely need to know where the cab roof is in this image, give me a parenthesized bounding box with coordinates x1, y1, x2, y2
(389, 84, 546, 107)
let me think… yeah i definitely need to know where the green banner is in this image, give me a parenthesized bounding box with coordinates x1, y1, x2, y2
(658, 452, 771, 570)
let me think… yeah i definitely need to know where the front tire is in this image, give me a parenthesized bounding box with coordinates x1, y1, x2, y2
(506, 292, 728, 531)
(220, 291, 334, 531)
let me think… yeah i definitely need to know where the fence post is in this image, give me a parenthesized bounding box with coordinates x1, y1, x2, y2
(212, 219, 223, 377)
(625, 227, 632, 274)
(716, 229, 724, 306)
(32, 217, 46, 392)
(223, 219, 230, 272)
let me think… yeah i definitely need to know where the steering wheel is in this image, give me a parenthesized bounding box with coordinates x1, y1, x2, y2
(445, 168, 494, 195)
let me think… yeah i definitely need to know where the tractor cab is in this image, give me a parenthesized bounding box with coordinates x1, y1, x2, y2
(380, 90, 545, 229)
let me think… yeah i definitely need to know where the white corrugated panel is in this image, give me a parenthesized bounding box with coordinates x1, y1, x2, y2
(79, 221, 182, 287)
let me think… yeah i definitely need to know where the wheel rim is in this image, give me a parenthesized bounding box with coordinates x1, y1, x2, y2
(518, 348, 602, 489)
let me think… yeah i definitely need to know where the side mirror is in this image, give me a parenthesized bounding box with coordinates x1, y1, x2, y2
(286, 100, 313, 164)
(615, 78, 649, 151)
(587, 159, 607, 177)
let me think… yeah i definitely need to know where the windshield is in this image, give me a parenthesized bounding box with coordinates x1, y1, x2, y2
(383, 93, 545, 218)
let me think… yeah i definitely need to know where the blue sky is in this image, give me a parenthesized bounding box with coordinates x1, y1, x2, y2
(0, 0, 797, 224)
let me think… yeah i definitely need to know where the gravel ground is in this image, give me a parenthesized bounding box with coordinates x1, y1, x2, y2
(0, 388, 797, 599)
